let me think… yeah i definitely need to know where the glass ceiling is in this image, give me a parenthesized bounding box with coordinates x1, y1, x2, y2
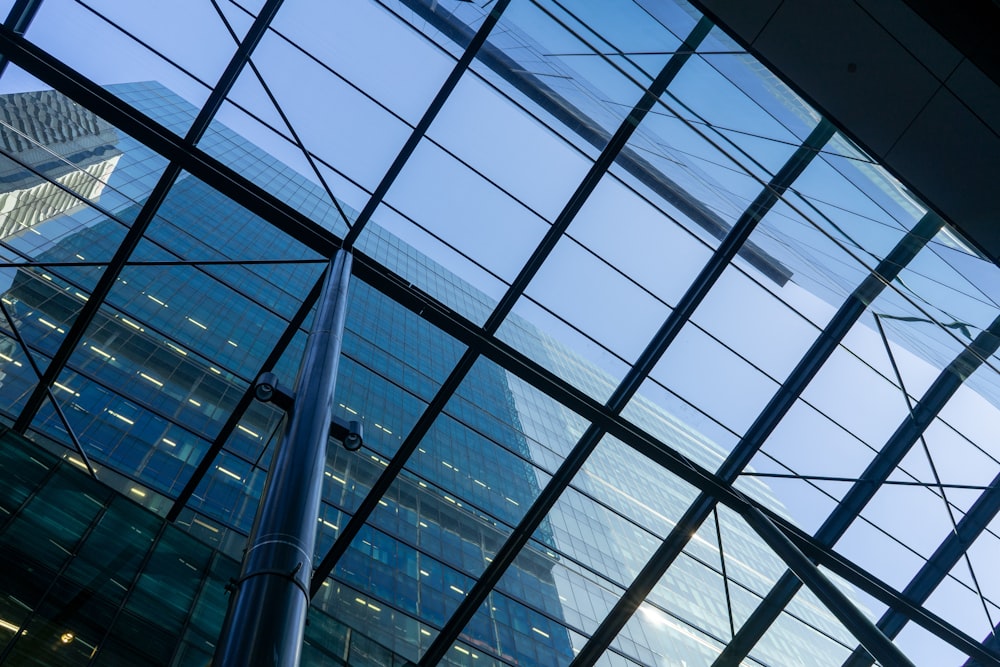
(0, 0, 996, 665)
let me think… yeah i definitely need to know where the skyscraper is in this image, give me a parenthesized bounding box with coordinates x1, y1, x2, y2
(0, 1, 996, 666)
(0, 89, 121, 241)
(0, 81, 876, 666)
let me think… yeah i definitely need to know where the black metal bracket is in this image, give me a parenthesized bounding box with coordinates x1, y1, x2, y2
(254, 372, 364, 451)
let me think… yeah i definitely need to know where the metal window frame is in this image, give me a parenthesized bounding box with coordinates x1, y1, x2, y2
(0, 6, 996, 667)
(714, 313, 1000, 666)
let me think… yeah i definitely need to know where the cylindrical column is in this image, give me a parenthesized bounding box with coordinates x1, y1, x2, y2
(215, 250, 352, 666)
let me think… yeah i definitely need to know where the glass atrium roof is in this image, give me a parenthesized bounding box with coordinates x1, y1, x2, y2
(0, 0, 997, 665)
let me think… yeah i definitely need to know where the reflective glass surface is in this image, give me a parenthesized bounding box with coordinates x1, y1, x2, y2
(0, 0, 995, 666)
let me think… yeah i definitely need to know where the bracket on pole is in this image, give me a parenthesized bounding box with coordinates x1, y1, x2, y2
(254, 372, 364, 451)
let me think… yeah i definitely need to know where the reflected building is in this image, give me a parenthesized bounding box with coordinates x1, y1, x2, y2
(0, 90, 120, 242)
(0, 90, 122, 398)
(0, 82, 871, 666)
(0, 82, 578, 666)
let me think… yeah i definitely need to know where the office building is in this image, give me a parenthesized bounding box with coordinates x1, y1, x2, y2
(0, 1, 996, 666)
(0, 89, 120, 241)
(0, 78, 852, 666)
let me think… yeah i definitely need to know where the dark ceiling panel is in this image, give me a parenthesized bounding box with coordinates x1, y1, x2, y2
(691, 0, 1000, 263)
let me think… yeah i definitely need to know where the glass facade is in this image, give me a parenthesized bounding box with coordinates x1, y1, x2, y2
(0, 1, 995, 666)
(0, 426, 423, 665)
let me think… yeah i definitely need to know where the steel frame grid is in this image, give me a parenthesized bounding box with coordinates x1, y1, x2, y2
(11, 0, 288, 433)
(413, 17, 719, 666)
(351, 246, 1000, 666)
(308, 0, 520, 596)
(842, 469, 1000, 667)
(712, 312, 1000, 666)
(394, 0, 793, 287)
(0, 0, 41, 76)
(0, 101, 331, 482)
(0, 3, 996, 667)
(312, 4, 712, 606)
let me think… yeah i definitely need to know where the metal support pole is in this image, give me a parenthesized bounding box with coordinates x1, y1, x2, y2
(740, 506, 917, 667)
(214, 250, 352, 667)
